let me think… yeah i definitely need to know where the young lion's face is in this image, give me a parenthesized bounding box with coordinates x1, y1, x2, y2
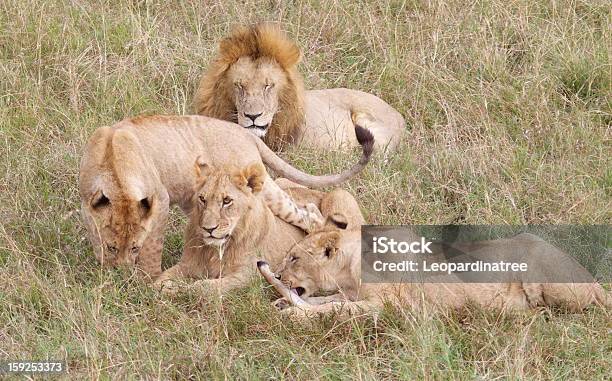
(226, 56, 287, 138)
(191, 160, 265, 247)
(85, 191, 154, 267)
(275, 230, 344, 298)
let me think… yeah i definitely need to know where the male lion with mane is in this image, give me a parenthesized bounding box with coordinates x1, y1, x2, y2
(193, 24, 405, 153)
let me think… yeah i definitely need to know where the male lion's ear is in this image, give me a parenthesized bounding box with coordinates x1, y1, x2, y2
(194, 156, 214, 179)
(325, 213, 349, 230)
(234, 162, 265, 194)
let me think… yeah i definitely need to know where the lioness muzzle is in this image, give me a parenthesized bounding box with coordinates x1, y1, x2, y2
(257, 260, 310, 307)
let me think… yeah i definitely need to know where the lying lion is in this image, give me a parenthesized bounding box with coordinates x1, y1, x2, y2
(270, 220, 610, 318)
(193, 24, 405, 153)
(155, 162, 364, 296)
(79, 115, 373, 277)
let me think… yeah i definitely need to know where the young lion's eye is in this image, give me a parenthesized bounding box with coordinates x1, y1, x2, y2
(223, 197, 233, 207)
(106, 244, 118, 256)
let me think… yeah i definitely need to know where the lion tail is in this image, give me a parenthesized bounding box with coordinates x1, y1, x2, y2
(254, 125, 374, 188)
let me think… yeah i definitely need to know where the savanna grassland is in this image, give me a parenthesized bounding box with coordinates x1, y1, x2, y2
(1, 0, 610, 379)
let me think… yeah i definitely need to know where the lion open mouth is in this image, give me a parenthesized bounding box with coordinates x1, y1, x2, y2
(292, 286, 306, 296)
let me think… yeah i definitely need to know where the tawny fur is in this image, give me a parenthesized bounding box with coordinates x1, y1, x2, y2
(155, 169, 364, 296)
(193, 24, 405, 153)
(193, 24, 305, 149)
(274, 225, 610, 319)
(79, 115, 371, 277)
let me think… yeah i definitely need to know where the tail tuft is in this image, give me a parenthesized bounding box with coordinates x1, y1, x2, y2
(256, 260, 268, 268)
(354, 125, 375, 160)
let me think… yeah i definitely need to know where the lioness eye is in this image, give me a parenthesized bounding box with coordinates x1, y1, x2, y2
(106, 244, 118, 255)
(223, 197, 233, 206)
(131, 246, 140, 254)
(198, 195, 206, 205)
(264, 83, 274, 91)
(290, 255, 297, 262)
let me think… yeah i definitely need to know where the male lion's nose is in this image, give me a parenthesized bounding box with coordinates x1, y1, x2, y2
(202, 225, 218, 235)
(244, 112, 262, 122)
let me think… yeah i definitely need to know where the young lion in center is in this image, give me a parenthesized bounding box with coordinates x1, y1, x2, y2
(155, 160, 362, 295)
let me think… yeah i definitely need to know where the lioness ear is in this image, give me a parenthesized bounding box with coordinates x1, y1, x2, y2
(234, 162, 265, 194)
(325, 213, 349, 230)
(139, 196, 153, 217)
(194, 156, 213, 179)
(91, 190, 110, 209)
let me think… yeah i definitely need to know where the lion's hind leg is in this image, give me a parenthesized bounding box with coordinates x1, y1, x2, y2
(523, 282, 610, 311)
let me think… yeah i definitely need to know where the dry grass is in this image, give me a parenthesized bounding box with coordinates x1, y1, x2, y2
(0, 0, 610, 379)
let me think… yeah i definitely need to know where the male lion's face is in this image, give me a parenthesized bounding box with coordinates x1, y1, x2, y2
(86, 191, 154, 267)
(227, 56, 287, 138)
(275, 230, 344, 298)
(191, 159, 265, 247)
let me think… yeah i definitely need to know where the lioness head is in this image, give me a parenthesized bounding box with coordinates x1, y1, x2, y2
(191, 158, 265, 247)
(193, 24, 305, 149)
(85, 190, 155, 267)
(275, 216, 353, 297)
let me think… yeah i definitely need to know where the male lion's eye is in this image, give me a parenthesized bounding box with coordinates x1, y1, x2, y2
(223, 197, 233, 206)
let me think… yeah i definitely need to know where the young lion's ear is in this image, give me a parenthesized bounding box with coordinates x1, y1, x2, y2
(318, 231, 341, 258)
(325, 213, 349, 230)
(194, 156, 214, 179)
(234, 162, 265, 194)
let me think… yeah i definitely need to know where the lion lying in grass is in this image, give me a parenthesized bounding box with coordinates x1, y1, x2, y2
(269, 220, 610, 318)
(79, 115, 373, 277)
(155, 162, 364, 296)
(193, 24, 405, 153)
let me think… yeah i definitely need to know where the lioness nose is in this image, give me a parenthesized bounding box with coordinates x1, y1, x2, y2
(203, 225, 218, 234)
(244, 112, 262, 122)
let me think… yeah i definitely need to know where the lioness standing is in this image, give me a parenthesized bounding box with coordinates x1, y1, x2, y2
(79, 115, 373, 277)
